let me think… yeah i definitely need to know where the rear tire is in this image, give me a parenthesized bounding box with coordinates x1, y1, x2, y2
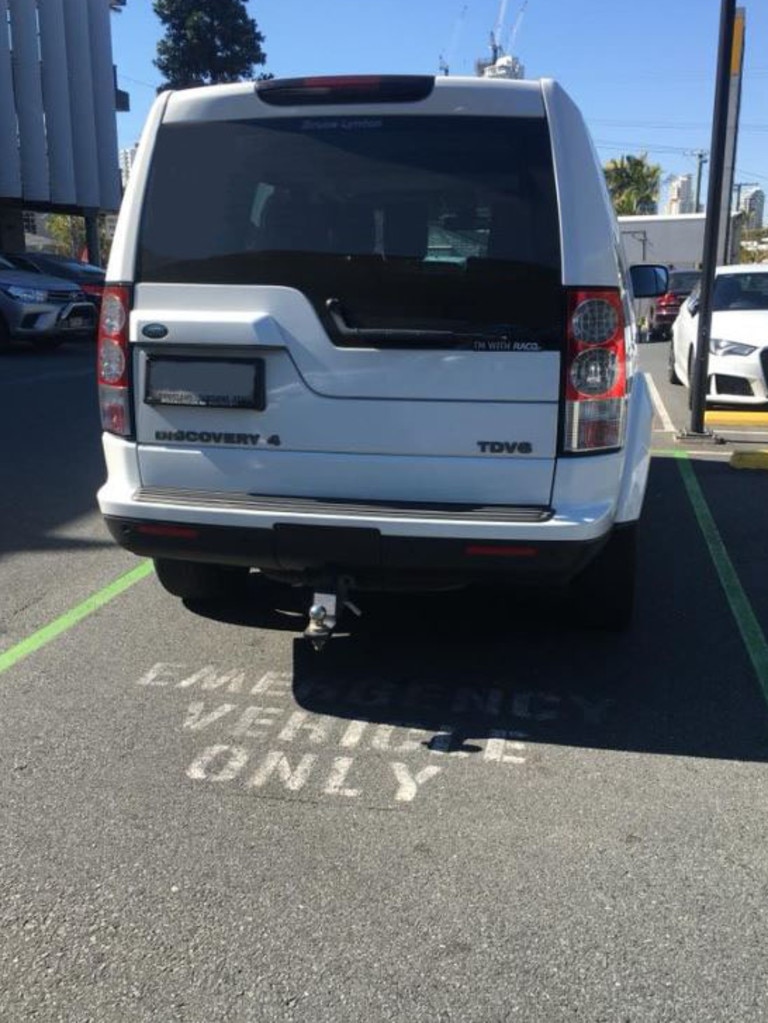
(570, 525, 637, 631)
(153, 558, 250, 601)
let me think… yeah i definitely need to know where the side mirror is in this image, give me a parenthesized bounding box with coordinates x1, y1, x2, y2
(630, 263, 669, 299)
(688, 296, 700, 316)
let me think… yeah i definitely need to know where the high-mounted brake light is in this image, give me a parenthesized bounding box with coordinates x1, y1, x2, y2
(256, 75, 435, 107)
(97, 285, 132, 438)
(564, 288, 627, 453)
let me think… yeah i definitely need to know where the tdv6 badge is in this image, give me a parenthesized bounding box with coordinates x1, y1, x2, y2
(477, 441, 533, 454)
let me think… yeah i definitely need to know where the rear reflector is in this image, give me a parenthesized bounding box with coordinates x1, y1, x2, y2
(136, 524, 200, 539)
(257, 75, 435, 106)
(465, 545, 538, 558)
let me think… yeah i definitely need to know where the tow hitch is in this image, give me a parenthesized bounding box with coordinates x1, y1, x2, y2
(304, 578, 361, 651)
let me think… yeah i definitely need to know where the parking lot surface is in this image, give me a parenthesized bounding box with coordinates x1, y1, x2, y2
(2, 341, 768, 1021)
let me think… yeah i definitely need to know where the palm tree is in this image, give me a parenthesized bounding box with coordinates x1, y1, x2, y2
(604, 154, 661, 215)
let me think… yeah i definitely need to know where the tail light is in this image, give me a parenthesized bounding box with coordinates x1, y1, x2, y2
(257, 75, 434, 106)
(97, 285, 132, 437)
(564, 288, 627, 453)
(82, 283, 104, 298)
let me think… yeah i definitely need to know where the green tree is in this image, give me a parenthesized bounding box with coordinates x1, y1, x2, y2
(604, 154, 661, 216)
(46, 215, 85, 257)
(46, 215, 112, 263)
(153, 0, 268, 90)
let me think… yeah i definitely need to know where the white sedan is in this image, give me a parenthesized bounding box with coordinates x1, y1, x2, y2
(669, 264, 768, 405)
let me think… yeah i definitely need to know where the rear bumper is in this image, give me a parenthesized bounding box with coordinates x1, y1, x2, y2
(652, 309, 679, 326)
(104, 512, 609, 584)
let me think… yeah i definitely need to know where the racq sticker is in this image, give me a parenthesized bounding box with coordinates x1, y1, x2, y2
(472, 340, 543, 352)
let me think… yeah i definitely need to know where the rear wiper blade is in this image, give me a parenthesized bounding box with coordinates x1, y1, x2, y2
(325, 298, 539, 344)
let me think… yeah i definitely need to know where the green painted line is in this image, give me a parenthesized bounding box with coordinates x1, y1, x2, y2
(674, 451, 768, 705)
(0, 561, 154, 676)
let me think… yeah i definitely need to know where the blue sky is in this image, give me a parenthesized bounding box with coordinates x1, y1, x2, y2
(112, 0, 768, 212)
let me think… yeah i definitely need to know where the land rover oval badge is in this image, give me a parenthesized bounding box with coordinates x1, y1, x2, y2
(142, 323, 168, 339)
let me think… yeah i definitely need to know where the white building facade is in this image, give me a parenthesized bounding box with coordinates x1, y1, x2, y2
(0, 0, 124, 249)
(665, 175, 694, 216)
(739, 187, 765, 230)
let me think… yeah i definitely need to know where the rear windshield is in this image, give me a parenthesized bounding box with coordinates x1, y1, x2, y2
(138, 115, 563, 347)
(668, 271, 700, 294)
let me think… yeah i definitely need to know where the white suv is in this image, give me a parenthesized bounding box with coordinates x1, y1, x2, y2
(97, 75, 666, 643)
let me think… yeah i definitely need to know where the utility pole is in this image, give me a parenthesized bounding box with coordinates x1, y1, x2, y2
(687, 0, 736, 437)
(717, 6, 746, 263)
(692, 150, 709, 212)
(732, 181, 757, 214)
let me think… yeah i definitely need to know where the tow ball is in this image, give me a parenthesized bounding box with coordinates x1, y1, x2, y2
(304, 579, 361, 651)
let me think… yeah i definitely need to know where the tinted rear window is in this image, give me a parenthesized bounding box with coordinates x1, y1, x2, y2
(139, 115, 563, 346)
(668, 271, 700, 294)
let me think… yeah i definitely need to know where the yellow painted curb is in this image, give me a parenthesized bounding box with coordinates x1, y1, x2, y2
(730, 450, 768, 471)
(705, 410, 768, 427)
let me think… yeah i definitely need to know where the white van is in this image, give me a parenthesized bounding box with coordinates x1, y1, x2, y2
(97, 75, 666, 644)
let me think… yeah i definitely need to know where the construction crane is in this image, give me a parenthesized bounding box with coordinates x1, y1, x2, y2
(490, 0, 511, 63)
(439, 4, 469, 76)
(476, 0, 528, 80)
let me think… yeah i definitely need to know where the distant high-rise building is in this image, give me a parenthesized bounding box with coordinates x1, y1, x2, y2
(665, 174, 694, 215)
(119, 144, 139, 188)
(739, 187, 765, 230)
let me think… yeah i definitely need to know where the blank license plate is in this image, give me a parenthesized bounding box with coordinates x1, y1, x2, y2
(145, 358, 265, 410)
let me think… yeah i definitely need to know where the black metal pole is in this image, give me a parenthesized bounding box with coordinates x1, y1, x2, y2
(689, 0, 736, 435)
(694, 151, 708, 213)
(84, 212, 101, 267)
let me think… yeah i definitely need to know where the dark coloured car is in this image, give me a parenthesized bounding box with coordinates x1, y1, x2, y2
(5, 252, 105, 312)
(648, 269, 701, 341)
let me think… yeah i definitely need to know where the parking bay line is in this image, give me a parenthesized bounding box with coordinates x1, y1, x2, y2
(0, 561, 154, 676)
(674, 451, 768, 705)
(644, 371, 677, 434)
(1, 457, 767, 710)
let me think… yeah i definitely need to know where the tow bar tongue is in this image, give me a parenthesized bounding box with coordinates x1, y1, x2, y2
(304, 579, 361, 651)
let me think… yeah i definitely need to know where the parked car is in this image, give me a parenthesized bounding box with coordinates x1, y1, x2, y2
(5, 252, 105, 313)
(96, 74, 667, 641)
(669, 264, 768, 404)
(0, 254, 97, 350)
(648, 268, 701, 341)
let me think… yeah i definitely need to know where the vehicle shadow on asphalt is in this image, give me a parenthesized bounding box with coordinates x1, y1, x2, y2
(190, 457, 768, 764)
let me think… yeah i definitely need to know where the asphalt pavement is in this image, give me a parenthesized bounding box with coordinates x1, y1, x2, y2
(2, 339, 768, 1022)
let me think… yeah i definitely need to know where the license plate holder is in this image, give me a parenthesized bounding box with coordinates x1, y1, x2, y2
(145, 357, 266, 410)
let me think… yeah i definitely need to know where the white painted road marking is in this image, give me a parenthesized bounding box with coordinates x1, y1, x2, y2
(135, 662, 619, 806)
(391, 764, 443, 802)
(645, 371, 676, 434)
